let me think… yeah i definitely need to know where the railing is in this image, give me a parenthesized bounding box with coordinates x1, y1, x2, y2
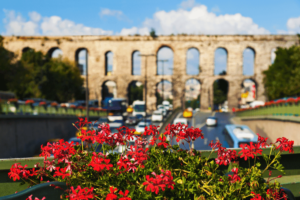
(1, 146, 300, 197)
(0, 101, 107, 117)
(235, 99, 300, 117)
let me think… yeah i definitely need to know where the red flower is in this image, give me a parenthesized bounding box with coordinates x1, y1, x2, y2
(250, 192, 264, 200)
(143, 125, 159, 136)
(142, 169, 175, 195)
(53, 167, 70, 179)
(275, 137, 294, 153)
(228, 168, 241, 183)
(239, 142, 262, 161)
(8, 163, 31, 181)
(157, 135, 168, 148)
(26, 195, 46, 200)
(119, 190, 131, 200)
(106, 187, 118, 200)
(66, 186, 96, 200)
(88, 153, 113, 172)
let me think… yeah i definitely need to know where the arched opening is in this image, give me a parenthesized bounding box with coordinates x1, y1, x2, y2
(127, 81, 143, 105)
(105, 51, 113, 76)
(213, 79, 228, 111)
(101, 80, 117, 106)
(243, 48, 255, 76)
(132, 51, 141, 75)
(214, 48, 228, 75)
(240, 79, 257, 107)
(185, 78, 201, 109)
(75, 48, 88, 76)
(157, 47, 173, 75)
(186, 48, 200, 75)
(22, 47, 33, 54)
(271, 48, 277, 64)
(156, 80, 173, 106)
(48, 47, 63, 59)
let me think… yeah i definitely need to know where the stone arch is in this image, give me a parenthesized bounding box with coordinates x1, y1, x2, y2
(48, 47, 63, 58)
(101, 80, 117, 106)
(213, 78, 229, 110)
(185, 78, 201, 109)
(22, 47, 33, 54)
(75, 48, 88, 75)
(271, 47, 278, 64)
(105, 51, 113, 76)
(243, 47, 255, 76)
(127, 81, 143, 105)
(156, 46, 174, 75)
(156, 79, 173, 107)
(132, 50, 141, 75)
(214, 47, 228, 75)
(186, 48, 200, 75)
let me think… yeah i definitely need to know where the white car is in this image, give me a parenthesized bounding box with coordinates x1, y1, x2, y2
(173, 118, 188, 125)
(135, 121, 150, 135)
(206, 117, 218, 127)
(151, 110, 163, 122)
(108, 115, 123, 122)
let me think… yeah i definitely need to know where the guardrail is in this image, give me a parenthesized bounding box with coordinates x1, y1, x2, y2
(234, 99, 300, 117)
(1, 146, 300, 197)
(0, 102, 107, 117)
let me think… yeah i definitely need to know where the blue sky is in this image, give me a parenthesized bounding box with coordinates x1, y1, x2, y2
(1, 0, 300, 36)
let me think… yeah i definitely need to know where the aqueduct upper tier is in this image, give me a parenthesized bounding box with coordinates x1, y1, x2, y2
(3, 35, 299, 110)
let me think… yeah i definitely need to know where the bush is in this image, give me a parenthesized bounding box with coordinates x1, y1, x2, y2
(8, 118, 294, 199)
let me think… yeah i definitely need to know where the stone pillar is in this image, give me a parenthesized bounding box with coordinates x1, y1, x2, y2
(200, 78, 213, 110)
(227, 78, 243, 109)
(227, 45, 243, 76)
(172, 46, 185, 110)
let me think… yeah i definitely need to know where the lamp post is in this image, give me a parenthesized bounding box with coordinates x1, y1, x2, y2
(139, 54, 155, 125)
(85, 50, 89, 122)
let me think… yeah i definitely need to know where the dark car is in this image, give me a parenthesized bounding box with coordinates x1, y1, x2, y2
(125, 116, 138, 125)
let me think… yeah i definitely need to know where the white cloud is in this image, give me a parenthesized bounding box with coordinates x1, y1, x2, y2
(41, 16, 112, 35)
(287, 16, 300, 34)
(2, 10, 113, 36)
(100, 8, 123, 19)
(119, 26, 149, 36)
(28, 11, 41, 22)
(3, 9, 40, 35)
(180, 0, 199, 9)
(121, 4, 269, 35)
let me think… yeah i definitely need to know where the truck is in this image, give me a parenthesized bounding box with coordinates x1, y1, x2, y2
(132, 100, 146, 118)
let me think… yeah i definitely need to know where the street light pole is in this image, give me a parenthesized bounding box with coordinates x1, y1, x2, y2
(157, 59, 168, 103)
(139, 54, 155, 125)
(85, 50, 89, 122)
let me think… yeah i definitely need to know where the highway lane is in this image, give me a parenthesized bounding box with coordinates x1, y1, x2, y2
(171, 112, 234, 151)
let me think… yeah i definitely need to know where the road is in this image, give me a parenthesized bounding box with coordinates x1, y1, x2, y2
(171, 112, 234, 150)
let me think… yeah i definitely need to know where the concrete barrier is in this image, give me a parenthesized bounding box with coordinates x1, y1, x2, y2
(0, 116, 98, 158)
(232, 116, 300, 145)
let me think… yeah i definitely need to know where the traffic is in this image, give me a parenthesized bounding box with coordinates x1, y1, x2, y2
(35, 98, 258, 156)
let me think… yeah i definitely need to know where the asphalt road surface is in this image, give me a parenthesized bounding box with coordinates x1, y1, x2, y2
(171, 112, 234, 151)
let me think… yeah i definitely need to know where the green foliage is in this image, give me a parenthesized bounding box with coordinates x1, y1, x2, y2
(150, 28, 157, 38)
(213, 79, 228, 105)
(263, 46, 300, 100)
(129, 84, 143, 105)
(185, 94, 200, 109)
(0, 43, 83, 102)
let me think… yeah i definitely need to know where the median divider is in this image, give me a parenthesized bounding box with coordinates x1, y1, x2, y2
(159, 107, 181, 132)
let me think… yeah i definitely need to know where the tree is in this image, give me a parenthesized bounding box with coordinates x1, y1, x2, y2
(213, 79, 228, 105)
(6, 48, 83, 102)
(0, 36, 16, 91)
(150, 28, 157, 38)
(129, 84, 143, 105)
(263, 46, 300, 100)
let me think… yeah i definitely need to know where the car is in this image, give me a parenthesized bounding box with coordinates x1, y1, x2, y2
(151, 110, 163, 122)
(173, 118, 188, 125)
(98, 117, 109, 124)
(125, 116, 138, 125)
(206, 117, 218, 126)
(108, 114, 123, 122)
(183, 108, 193, 118)
(109, 120, 124, 128)
(135, 121, 151, 135)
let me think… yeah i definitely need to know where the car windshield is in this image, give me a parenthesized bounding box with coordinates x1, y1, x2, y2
(134, 104, 145, 112)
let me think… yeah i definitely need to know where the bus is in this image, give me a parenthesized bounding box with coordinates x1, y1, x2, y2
(132, 100, 146, 118)
(102, 98, 128, 121)
(222, 125, 258, 148)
